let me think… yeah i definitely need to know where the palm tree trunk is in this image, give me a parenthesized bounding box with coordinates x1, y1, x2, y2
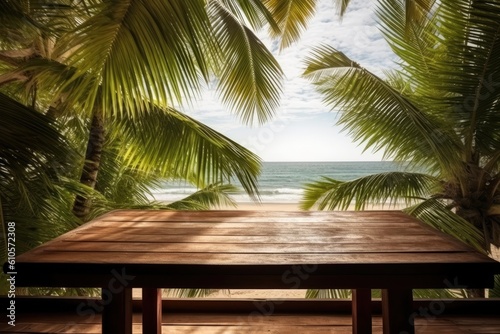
(72, 107, 105, 220)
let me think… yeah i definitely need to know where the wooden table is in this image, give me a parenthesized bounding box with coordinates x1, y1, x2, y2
(11, 210, 500, 334)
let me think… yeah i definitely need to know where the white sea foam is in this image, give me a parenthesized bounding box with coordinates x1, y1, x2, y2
(149, 161, 410, 204)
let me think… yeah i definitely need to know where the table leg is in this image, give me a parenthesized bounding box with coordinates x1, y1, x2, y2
(102, 287, 132, 334)
(142, 288, 162, 334)
(382, 289, 414, 334)
(352, 289, 372, 334)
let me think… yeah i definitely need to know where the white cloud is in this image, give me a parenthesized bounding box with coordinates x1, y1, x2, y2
(183, 0, 396, 161)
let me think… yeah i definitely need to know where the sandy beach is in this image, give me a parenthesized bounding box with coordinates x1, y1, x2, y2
(220, 201, 407, 212)
(223, 202, 301, 211)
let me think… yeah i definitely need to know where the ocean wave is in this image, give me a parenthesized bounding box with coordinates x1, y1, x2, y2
(149, 187, 197, 195)
(149, 187, 304, 203)
(258, 188, 303, 195)
(147, 162, 412, 204)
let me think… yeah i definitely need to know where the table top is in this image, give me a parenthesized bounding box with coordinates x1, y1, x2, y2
(13, 210, 500, 289)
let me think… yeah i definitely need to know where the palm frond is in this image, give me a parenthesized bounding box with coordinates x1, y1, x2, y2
(303, 45, 463, 173)
(57, 0, 213, 117)
(93, 143, 160, 207)
(166, 184, 238, 211)
(490, 275, 500, 298)
(0, 92, 71, 206)
(300, 172, 438, 211)
(334, 0, 351, 17)
(306, 289, 351, 299)
(306, 287, 461, 300)
(402, 0, 437, 33)
(379, 0, 500, 165)
(436, 0, 500, 161)
(209, 1, 283, 124)
(263, 0, 316, 50)
(376, 0, 439, 86)
(114, 106, 261, 199)
(165, 288, 227, 298)
(0, 0, 86, 57)
(404, 199, 486, 252)
(215, 0, 279, 33)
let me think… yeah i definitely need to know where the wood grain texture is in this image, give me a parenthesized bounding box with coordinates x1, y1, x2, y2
(13, 210, 500, 290)
(352, 289, 372, 334)
(2, 310, 500, 333)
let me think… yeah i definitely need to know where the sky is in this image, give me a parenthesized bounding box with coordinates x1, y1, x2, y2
(183, 0, 398, 162)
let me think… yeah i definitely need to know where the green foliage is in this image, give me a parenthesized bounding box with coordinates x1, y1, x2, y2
(404, 199, 486, 252)
(301, 172, 438, 211)
(263, 0, 317, 50)
(490, 275, 500, 298)
(302, 0, 500, 298)
(0, 93, 82, 294)
(306, 289, 351, 299)
(164, 289, 229, 298)
(0, 0, 287, 296)
(114, 106, 262, 198)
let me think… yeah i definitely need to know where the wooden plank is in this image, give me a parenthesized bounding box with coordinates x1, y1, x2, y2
(161, 325, 355, 334)
(19, 250, 492, 265)
(88, 221, 425, 228)
(102, 287, 132, 334)
(142, 288, 162, 334)
(99, 209, 408, 218)
(67, 233, 451, 244)
(69, 226, 436, 236)
(97, 209, 411, 221)
(352, 289, 372, 334)
(6, 312, 500, 333)
(382, 289, 414, 334)
(5, 307, 500, 333)
(43, 240, 470, 254)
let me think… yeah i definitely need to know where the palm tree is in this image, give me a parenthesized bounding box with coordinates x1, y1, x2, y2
(0, 0, 285, 220)
(0, 0, 442, 217)
(301, 0, 500, 297)
(0, 1, 283, 295)
(0, 0, 459, 296)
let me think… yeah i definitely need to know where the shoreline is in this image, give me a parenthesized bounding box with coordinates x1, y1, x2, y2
(217, 202, 406, 211)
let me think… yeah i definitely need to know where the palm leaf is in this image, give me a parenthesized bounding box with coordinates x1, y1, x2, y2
(47, 0, 284, 125)
(435, 0, 500, 161)
(165, 288, 227, 298)
(402, 0, 437, 34)
(378, 0, 500, 164)
(300, 172, 438, 211)
(56, 0, 213, 116)
(113, 106, 262, 199)
(209, 1, 283, 124)
(215, 0, 279, 32)
(0, 1, 87, 71)
(404, 199, 486, 252)
(306, 289, 351, 299)
(490, 275, 500, 298)
(166, 184, 238, 211)
(376, 0, 439, 88)
(263, 0, 316, 50)
(0, 92, 71, 205)
(93, 143, 161, 207)
(303, 45, 463, 174)
(334, 0, 351, 17)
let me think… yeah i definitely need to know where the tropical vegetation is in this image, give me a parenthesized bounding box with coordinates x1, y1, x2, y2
(0, 0, 286, 295)
(301, 0, 500, 297)
(2, 0, 496, 301)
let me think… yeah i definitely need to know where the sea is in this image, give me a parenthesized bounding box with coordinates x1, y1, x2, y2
(150, 161, 410, 204)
